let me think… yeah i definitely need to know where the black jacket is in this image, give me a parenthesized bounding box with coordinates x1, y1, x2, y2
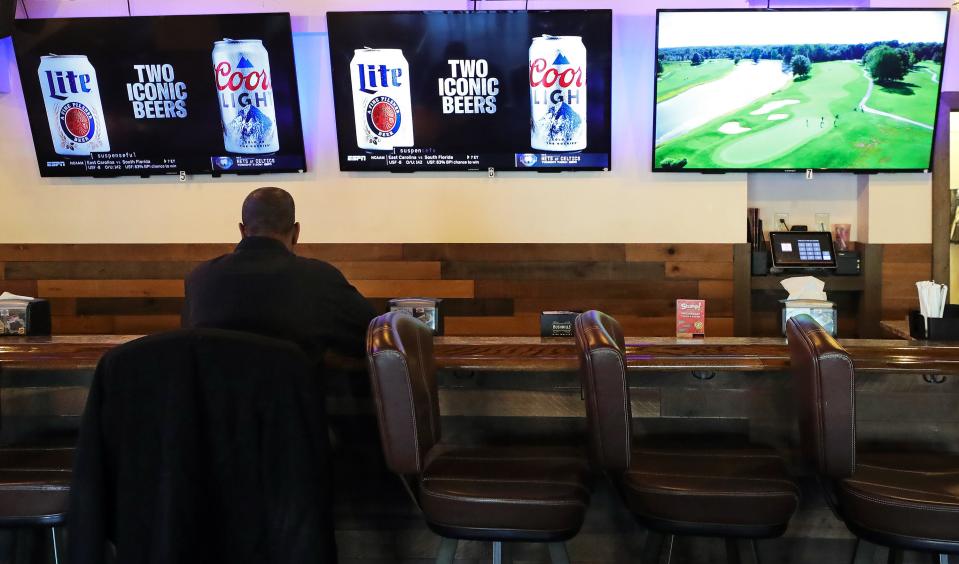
(182, 237, 378, 363)
(69, 329, 335, 564)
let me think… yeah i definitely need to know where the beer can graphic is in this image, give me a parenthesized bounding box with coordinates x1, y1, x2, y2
(38, 55, 110, 157)
(350, 48, 414, 151)
(529, 35, 587, 152)
(213, 39, 279, 154)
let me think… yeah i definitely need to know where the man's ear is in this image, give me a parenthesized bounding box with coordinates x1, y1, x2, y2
(239, 223, 246, 238)
(291, 222, 301, 246)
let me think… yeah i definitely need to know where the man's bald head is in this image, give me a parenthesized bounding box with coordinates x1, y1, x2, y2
(239, 187, 300, 248)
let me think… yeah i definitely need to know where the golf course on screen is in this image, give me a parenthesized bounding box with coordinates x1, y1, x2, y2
(653, 11, 948, 171)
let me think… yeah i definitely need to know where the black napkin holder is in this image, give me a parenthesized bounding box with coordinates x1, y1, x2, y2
(908, 305, 959, 340)
(0, 298, 51, 336)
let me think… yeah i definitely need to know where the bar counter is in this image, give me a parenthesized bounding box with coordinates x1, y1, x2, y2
(4, 334, 959, 374)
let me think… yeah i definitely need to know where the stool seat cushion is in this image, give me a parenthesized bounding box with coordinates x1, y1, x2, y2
(623, 443, 799, 537)
(0, 447, 73, 526)
(419, 446, 589, 541)
(839, 451, 959, 544)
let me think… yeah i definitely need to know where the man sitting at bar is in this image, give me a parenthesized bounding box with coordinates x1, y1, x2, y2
(182, 187, 377, 365)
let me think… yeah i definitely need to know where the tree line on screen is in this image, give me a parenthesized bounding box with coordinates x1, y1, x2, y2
(656, 40, 944, 83)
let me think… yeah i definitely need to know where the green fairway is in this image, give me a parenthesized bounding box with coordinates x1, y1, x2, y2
(656, 59, 735, 103)
(655, 60, 936, 170)
(865, 61, 942, 126)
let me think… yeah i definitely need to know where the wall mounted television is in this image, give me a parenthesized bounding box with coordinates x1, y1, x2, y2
(652, 8, 950, 173)
(327, 10, 612, 172)
(13, 13, 306, 178)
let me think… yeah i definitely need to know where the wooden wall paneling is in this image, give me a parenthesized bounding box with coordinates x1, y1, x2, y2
(332, 261, 441, 280)
(441, 261, 665, 281)
(625, 244, 733, 262)
(475, 280, 700, 300)
(880, 243, 932, 323)
(0, 243, 741, 336)
(859, 244, 883, 339)
(403, 243, 626, 262)
(354, 280, 474, 298)
(733, 243, 752, 337)
(665, 261, 733, 280)
(37, 280, 184, 298)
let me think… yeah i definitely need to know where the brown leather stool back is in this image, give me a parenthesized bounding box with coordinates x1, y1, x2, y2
(367, 311, 442, 475)
(574, 310, 631, 472)
(786, 314, 856, 480)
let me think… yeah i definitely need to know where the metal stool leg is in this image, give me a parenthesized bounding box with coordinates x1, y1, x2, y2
(548, 542, 571, 564)
(435, 537, 457, 564)
(932, 554, 950, 564)
(50, 527, 60, 564)
(660, 534, 675, 564)
(492, 541, 512, 564)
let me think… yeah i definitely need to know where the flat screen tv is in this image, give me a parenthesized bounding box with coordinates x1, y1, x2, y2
(327, 10, 612, 172)
(653, 8, 950, 173)
(13, 13, 306, 177)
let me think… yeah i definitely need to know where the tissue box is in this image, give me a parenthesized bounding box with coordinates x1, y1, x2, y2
(782, 299, 836, 337)
(389, 298, 443, 335)
(540, 311, 579, 337)
(0, 298, 51, 336)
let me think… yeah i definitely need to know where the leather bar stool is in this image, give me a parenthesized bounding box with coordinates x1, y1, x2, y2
(574, 310, 798, 564)
(366, 311, 590, 564)
(787, 314, 959, 563)
(0, 446, 73, 564)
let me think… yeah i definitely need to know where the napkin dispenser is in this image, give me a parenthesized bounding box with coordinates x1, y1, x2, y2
(908, 305, 959, 340)
(0, 296, 51, 336)
(389, 298, 443, 336)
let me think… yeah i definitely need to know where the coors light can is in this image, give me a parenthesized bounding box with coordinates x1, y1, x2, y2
(213, 39, 279, 154)
(529, 35, 587, 152)
(350, 48, 414, 151)
(38, 55, 110, 156)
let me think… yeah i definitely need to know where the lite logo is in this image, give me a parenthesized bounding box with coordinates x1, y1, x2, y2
(357, 63, 403, 94)
(44, 70, 92, 101)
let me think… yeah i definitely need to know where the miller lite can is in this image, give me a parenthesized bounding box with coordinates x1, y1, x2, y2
(213, 39, 279, 154)
(529, 35, 587, 152)
(350, 48, 414, 151)
(38, 55, 110, 157)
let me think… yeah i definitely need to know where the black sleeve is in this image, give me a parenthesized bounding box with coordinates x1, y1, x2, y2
(318, 265, 378, 357)
(68, 358, 110, 564)
(181, 275, 193, 329)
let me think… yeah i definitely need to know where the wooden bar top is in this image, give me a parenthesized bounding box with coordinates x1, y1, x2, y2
(4, 334, 959, 374)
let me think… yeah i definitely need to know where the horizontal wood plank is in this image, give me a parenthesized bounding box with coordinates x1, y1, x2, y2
(625, 244, 733, 263)
(441, 261, 664, 281)
(698, 280, 734, 299)
(475, 280, 699, 299)
(881, 244, 932, 263)
(403, 244, 625, 262)
(37, 280, 184, 298)
(353, 280, 474, 299)
(0, 244, 405, 262)
(665, 261, 733, 280)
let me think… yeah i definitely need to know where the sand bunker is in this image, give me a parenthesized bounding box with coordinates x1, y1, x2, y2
(719, 122, 751, 134)
(767, 114, 789, 121)
(750, 100, 800, 115)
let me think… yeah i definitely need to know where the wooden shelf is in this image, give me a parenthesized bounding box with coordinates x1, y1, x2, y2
(750, 275, 865, 292)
